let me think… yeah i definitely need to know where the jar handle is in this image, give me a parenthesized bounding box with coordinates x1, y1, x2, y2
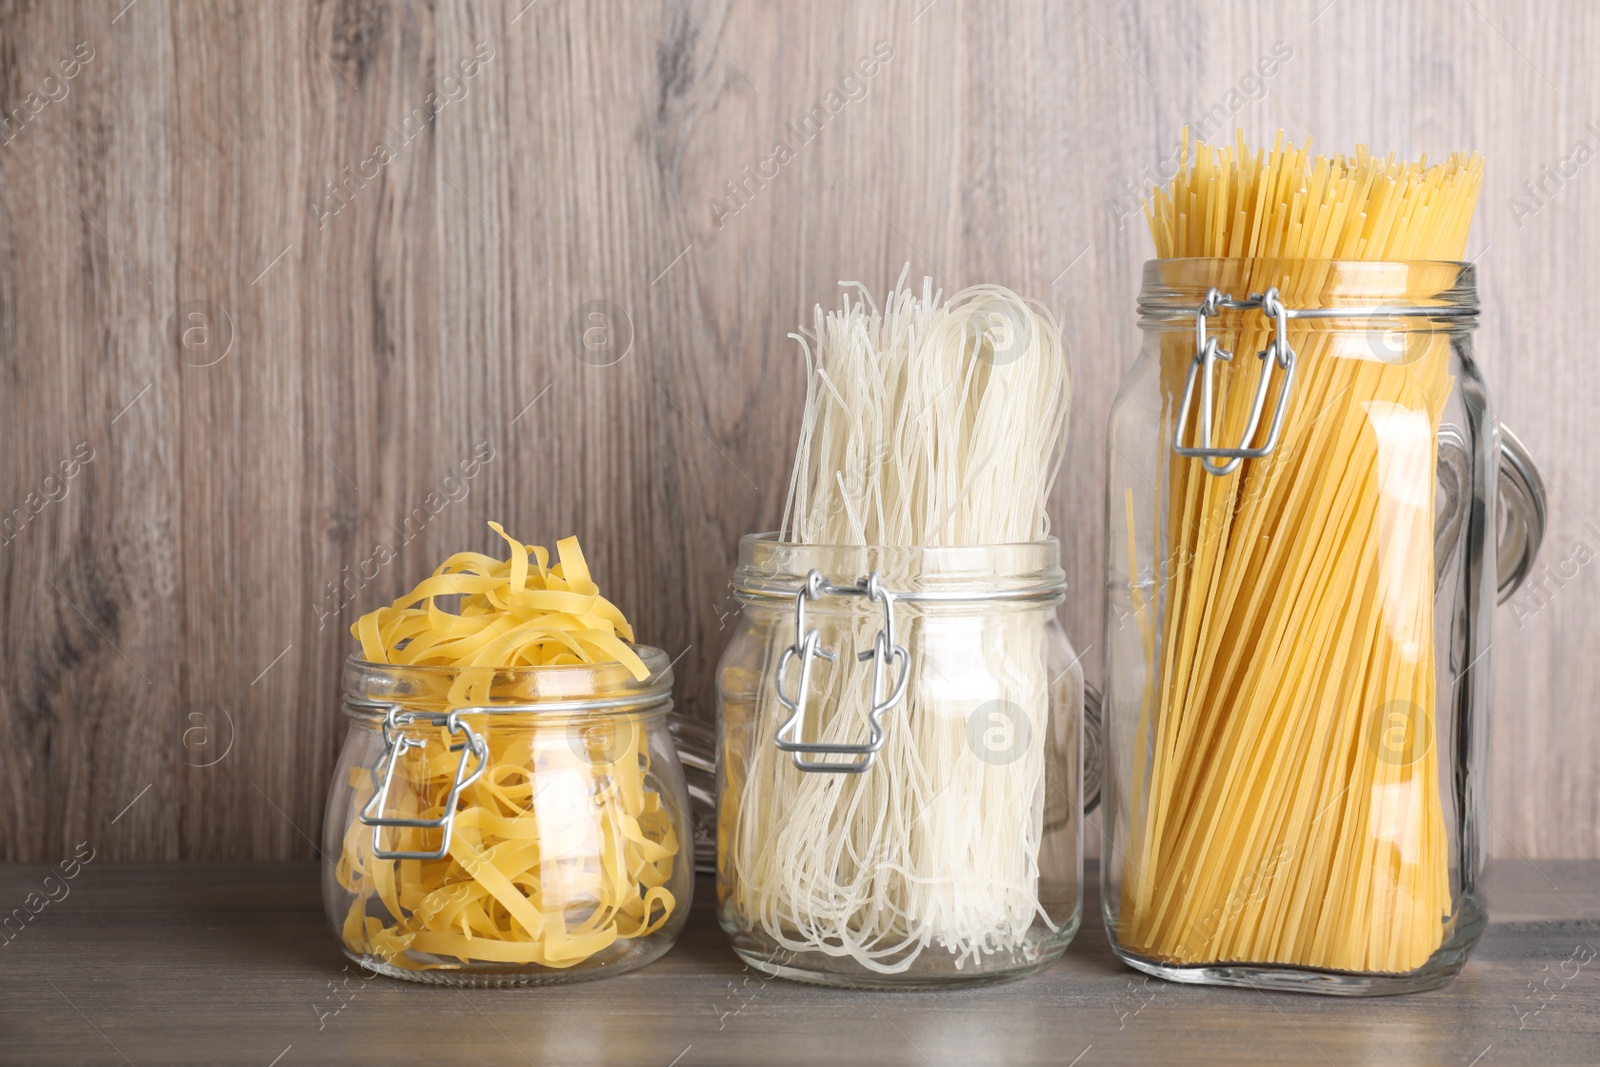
(1433, 423, 1547, 605)
(1495, 425, 1546, 604)
(1083, 682, 1102, 815)
(668, 714, 721, 876)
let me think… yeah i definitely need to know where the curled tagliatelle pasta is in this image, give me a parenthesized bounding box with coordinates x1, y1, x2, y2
(354, 522, 648, 681)
(336, 522, 680, 972)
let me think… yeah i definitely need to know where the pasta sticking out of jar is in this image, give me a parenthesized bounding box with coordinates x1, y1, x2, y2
(1099, 131, 1545, 995)
(321, 522, 693, 985)
(714, 271, 1089, 988)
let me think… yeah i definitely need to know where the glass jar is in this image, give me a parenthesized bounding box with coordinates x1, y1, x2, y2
(322, 649, 694, 985)
(667, 713, 721, 875)
(716, 536, 1086, 989)
(1101, 259, 1546, 994)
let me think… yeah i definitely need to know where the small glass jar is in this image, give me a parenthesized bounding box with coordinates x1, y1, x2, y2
(322, 649, 693, 986)
(1101, 259, 1546, 994)
(716, 536, 1085, 989)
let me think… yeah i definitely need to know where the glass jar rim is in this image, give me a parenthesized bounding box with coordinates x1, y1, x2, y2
(1146, 256, 1471, 267)
(1138, 258, 1478, 321)
(341, 646, 674, 719)
(732, 534, 1066, 604)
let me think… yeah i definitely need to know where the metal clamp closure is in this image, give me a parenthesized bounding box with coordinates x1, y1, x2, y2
(1172, 287, 1298, 476)
(773, 569, 910, 774)
(1170, 288, 1477, 477)
(357, 705, 489, 860)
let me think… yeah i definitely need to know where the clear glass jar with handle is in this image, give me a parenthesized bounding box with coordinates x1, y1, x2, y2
(716, 536, 1088, 988)
(1101, 259, 1546, 994)
(322, 649, 693, 986)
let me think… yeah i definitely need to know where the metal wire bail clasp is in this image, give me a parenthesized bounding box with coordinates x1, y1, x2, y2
(1171, 286, 1298, 476)
(357, 705, 489, 860)
(773, 569, 910, 774)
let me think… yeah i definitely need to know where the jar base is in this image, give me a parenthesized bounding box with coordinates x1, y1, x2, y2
(732, 948, 1055, 990)
(1108, 893, 1486, 997)
(725, 911, 1080, 991)
(341, 935, 675, 988)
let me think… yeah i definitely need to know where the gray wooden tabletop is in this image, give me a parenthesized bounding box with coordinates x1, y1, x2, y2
(1, 862, 1597, 1067)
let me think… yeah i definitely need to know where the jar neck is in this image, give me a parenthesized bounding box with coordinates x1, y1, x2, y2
(1137, 258, 1478, 327)
(341, 650, 674, 715)
(732, 535, 1066, 604)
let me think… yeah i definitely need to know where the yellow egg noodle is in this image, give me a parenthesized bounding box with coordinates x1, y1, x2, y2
(726, 272, 1073, 973)
(338, 523, 679, 971)
(1119, 132, 1482, 972)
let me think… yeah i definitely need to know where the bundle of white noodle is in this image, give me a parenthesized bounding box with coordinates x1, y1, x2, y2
(727, 269, 1072, 972)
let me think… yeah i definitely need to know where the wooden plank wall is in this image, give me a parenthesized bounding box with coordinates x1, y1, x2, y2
(1, 0, 1595, 861)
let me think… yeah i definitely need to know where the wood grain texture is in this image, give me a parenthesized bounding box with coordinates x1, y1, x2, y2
(0, 861, 1597, 1065)
(0, 0, 1596, 861)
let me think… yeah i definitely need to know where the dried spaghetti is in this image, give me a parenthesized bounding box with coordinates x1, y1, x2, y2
(1119, 132, 1482, 973)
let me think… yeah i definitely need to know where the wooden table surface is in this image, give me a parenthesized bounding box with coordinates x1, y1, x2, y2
(2, 862, 1597, 1066)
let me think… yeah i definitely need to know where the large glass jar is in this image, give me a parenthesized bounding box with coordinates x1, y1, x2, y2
(717, 536, 1085, 989)
(1101, 259, 1546, 994)
(322, 649, 693, 985)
